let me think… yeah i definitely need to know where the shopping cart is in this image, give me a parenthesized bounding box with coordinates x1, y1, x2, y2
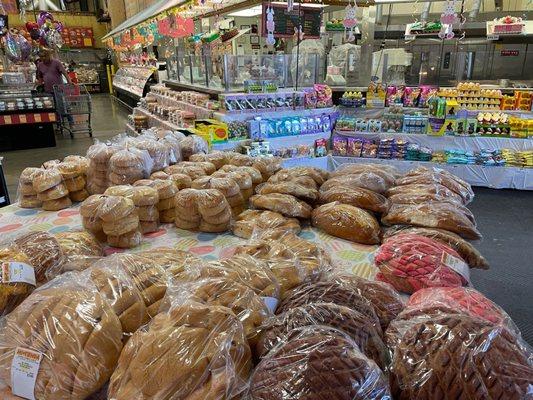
(53, 84, 93, 138)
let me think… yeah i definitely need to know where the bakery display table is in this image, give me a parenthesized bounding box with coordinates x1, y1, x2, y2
(0, 203, 377, 279)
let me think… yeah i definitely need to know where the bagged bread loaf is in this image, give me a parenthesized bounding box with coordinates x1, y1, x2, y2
(321, 172, 391, 195)
(41, 159, 60, 169)
(135, 137, 169, 172)
(213, 169, 254, 201)
(169, 173, 192, 189)
(108, 301, 251, 400)
(250, 193, 312, 219)
(319, 185, 390, 214)
(174, 188, 232, 233)
(256, 302, 388, 368)
(86, 142, 116, 194)
(382, 226, 489, 269)
(63, 155, 90, 174)
(248, 326, 391, 400)
(375, 233, 470, 294)
(331, 163, 400, 179)
(0, 246, 36, 316)
(220, 165, 264, 189)
(192, 175, 244, 216)
(180, 160, 216, 175)
(190, 150, 229, 169)
(80, 194, 106, 240)
(233, 209, 301, 239)
(158, 134, 182, 165)
(17, 167, 43, 208)
(179, 135, 208, 161)
(135, 179, 177, 224)
(97, 195, 142, 248)
(389, 314, 532, 399)
(253, 156, 282, 180)
(0, 274, 123, 400)
(387, 183, 464, 205)
(228, 153, 254, 167)
(381, 202, 481, 240)
(268, 166, 328, 186)
(32, 168, 71, 211)
(57, 161, 88, 202)
(312, 202, 381, 245)
(256, 181, 319, 203)
(109, 148, 153, 185)
(165, 163, 207, 180)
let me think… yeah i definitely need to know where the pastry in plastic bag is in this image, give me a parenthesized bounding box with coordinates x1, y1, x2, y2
(190, 150, 229, 169)
(256, 181, 319, 203)
(389, 314, 533, 399)
(108, 301, 251, 400)
(381, 202, 481, 240)
(17, 167, 43, 209)
(0, 246, 36, 316)
(179, 135, 208, 161)
(256, 302, 388, 368)
(228, 153, 254, 166)
(252, 157, 282, 180)
(312, 202, 381, 245)
(169, 173, 192, 189)
(54, 230, 104, 257)
(387, 183, 464, 205)
(248, 326, 391, 399)
(0, 275, 123, 400)
(331, 163, 400, 179)
(250, 193, 312, 219)
(375, 233, 469, 294)
(135, 137, 169, 172)
(268, 166, 328, 186)
(158, 134, 183, 165)
(382, 226, 489, 269)
(109, 148, 152, 185)
(165, 163, 208, 180)
(181, 160, 217, 175)
(220, 165, 264, 188)
(321, 172, 391, 195)
(319, 185, 390, 214)
(86, 142, 116, 194)
(233, 210, 301, 239)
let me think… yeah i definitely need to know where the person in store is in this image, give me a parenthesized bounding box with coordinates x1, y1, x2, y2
(36, 48, 72, 93)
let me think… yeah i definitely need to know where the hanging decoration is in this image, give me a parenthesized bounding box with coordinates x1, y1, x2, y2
(287, 0, 294, 12)
(4, 29, 31, 62)
(36, 11, 64, 48)
(265, 6, 275, 45)
(343, 0, 358, 42)
(18, 0, 31, 20)
(438, 0, 458, 39)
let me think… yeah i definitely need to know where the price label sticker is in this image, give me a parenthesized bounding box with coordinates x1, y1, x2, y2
(262, 296, 279, 313)
(11, 347, 43, 400)
(441, 252, 470, 282)
(487, 34, 499, 40)
(404, 34, 416, 41)
(1, 262, 36, 286)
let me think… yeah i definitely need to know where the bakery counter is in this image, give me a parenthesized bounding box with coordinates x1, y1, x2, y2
(0, 203, 377, 279)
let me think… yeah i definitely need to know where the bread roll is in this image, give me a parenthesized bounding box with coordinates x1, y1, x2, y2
(312, 202, 381, 245)
(32, 168, 62, 193)
(252, 157, 282, 180)
(319, 186, 390, 214)
(190, 150, 229, 169)
(387, 183, 463, 205)
(165, 163, 206, 180)
(250, 193, 312, 219)
(179, 135, 208, 161)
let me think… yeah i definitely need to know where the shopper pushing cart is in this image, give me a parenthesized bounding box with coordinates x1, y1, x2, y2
(53, 83, 93, 138)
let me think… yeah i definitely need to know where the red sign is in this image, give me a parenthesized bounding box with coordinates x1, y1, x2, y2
(61, 27, 94, 48)
(500, 50, 519, 57)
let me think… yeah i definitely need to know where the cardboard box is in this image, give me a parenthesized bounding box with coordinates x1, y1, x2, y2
(194, 119, 228, 143)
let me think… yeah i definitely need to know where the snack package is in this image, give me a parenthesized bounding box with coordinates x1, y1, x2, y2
(108, 301, 251, 400)
(388, 313, 533, 399)
(248, 326, 391, 399)
(332, 135, 348, 156)
(375, 233, 470, 294)
(0, 245, 36, 316)
(0, 273, 123, 400)
(312, 202, 381, 245)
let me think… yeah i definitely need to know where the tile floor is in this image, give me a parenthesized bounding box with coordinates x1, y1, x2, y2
(1, 94, 532, 344)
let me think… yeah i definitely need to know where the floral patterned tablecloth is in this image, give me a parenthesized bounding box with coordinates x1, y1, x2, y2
(0, 204, 378, 279)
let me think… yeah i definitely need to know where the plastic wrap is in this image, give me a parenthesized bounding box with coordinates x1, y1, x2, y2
(321, 172, 392, 195)
(109, 147, 153, 186)
(330, 166, 396, 188)
(221, 165, 264, 188)
(158, 134, 183, 165)
(332, 162, 400, 179)
(17, 167, 43, 208)
(190, 151, 229, 169)
(255, 181, 319, 203)
(330, 274, 404, 331)
(135, 137, 169, 172)
(388, 313, 533, 399)
(41, 159, 61, 169)
(252, 157, 283, 180)
(375, 233, 470, 294)
(63, 155, 90, 174)
(86, 141, 117, 194)
(0, 245, 36, 316)
(0, 273, 123, 400)
(96, 195, 142, 248)
(168, 173, 192, 189)
(250, 193, 313, 219)
(268, 166, 329, 186)
(80, 194, 106, 239)
(175, 188, 232, 233)
(312, 202, 381, 245)
(30, 168, 71, 211)
(212, 170, 253, 197)
(248, 326, 391, 399)
(165, 163, 208, 180)
(138, 247, 202, 278)
(179, 135, 208, 161)
(387, 183, 464, 205)
(232, 210, 301, 239)
(318, 185, 390, 214)
(228, 153, 254, 167)
(382, 226, 489, 269)
(398, 167, 474, 204)
(181, 160, 217, 175)
(256, 302, 388, 368)
(381, 202, 481, 240)
(108, 301, 251, 400)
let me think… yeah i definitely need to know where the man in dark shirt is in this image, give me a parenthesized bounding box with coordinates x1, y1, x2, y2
(36, 48, 71, 93)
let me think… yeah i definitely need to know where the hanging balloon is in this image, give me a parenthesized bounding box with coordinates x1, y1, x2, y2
(45, 29, 63, 49)
(0, 14, 8, 37)
(38, 11, 54, 27)
(5, 33, 22, 62)
(19, 35, 31, 61)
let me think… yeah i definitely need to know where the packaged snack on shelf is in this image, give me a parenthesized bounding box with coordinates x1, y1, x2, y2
(361, 140, 378, 158)
(315, 138, 328, 157)
(346, 137, 363, 157)
(332, 135, 348, 156)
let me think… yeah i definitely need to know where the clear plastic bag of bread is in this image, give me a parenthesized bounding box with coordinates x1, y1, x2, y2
(31, 167, 72, 211)
(158, 133, 182, 164)
(109, 147, 154, 185)
(318, 185, 391, 214)
(248, 325, 392, 399)
(167, 277, 275, 344)
(232, 210, 301, 239)
(397, 166, 475, 204)
(381, 201, 481, 240)
(268, 166, 329, 187)
(0, 271, 124, 400)
(255, 302, 390, 368)
(387, 311, 533, 399)
(382, 225, 489, 269)
(331, 162, 400, 179)
(86, 141, 117, 194)
(320, 171, 392, 195)
(107, 300, 252, 400)
(387, 182, 465, 205)
(135, 135, 170, 172)
(190, 150, 229, 169)
(252, 156, 282, 180)
(375, 233, 471, 294)
(17, 167, 43, 208)
(179, 134, 208, 161)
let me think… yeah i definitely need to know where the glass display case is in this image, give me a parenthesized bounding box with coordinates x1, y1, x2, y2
(113, 66, 156, 98)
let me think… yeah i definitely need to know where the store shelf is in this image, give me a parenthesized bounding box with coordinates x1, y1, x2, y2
(330, 156, 533, 190)
(334, 130, 532, 151)
(133, 107, 183, 132)
(214, 107, 337, 121)
(149, 92, 214, 119)
(213, 132, 331, 152)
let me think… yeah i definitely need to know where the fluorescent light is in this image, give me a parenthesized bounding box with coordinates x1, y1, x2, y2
(228, 5, 262, 17)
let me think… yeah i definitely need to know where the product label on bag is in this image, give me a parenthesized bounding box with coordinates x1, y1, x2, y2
(441, 253, 470, 283)
(11, 347, 43, 400)
(262, 296, 279, 313)
(1, 262, 36, 286)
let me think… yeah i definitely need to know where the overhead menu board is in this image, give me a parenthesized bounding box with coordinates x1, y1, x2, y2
(262, 3, 322, 39)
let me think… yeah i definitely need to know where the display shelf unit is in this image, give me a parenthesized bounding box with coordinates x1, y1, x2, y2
(149, 92, 214, 119)
(214, 106, 337, 121)
(212, 131, 331, 152)
(333, 130, 532, 151)
(113, 66, 155, 108)
(330, 156, 533, 190)
(133, 106, 184, 132)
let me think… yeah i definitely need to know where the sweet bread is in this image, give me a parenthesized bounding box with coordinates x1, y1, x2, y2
(233, 210, 301, 239)
(32, 168, 62, 193)
(110, 148, 144, 169)
(82, 216, 103, 232)
(312, 202, 381, 244)
(199, 220, 230, 233)
(250, 193, 312, 219)
(168, 173, 192, 189)
(57, 161, 83, 179)
(54, 230, 103, 257)
(331, 163, 399, 180)
(80, 194, 106, 217)
(107, 229, 142, 248)
(64, 175, 86, 192)
(69, 188, 89, 202)
(190, 151, 228, 169)
(179, 135, 208, 161)
(319, 186, 390, 214)
(86, 142, 115, 163)
(42, 196, 72, 211)
(387, 183, 463, 205)
(231, 204, 246, 217)
(102, 214, 140, 236)
(18, 167, 40, 196)
(140, 220, 159, 234)
(88, 169, 108, 180)
(268, 167, 328, 186)
(192, 176, 241, 197)
(18, 182, 37, 195)
(19, 195, 42, 209)
(213, 170, 252, 191)
(229, 153, 254, 166)
(256, 182, 319, 203)
(253, 157, 282, 180)
(203, 207, 231, 225)
(150, 171, 169, 180)
(104, 185, 135, 198)
(221, 165, 263, 186)
(183, 160, 216, 175)
(109, 170, 144, 185)
(164, 164, 206, 180)
(148, 179, 178, 199)
(98, 196, 136, 222)
(41, 159, 61, 169)
(86, 181, 108, 195)
(0, 247, 36, 315)
(157, 196, 177, 211)
(135, 138, 169, 171)
(321, 172, 391, 195)
(226, 192, 245, 207)
(174, 215, 199, 229)
(137, 205, 159, 221)
(63, 155, 90, 173)
(159, 208, 176, 223)
(197, 189, 228, 217)
(37, 183, 68, 201)
(131, 186, 159, 206)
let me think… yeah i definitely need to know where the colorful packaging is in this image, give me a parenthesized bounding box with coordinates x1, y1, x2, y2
(332, 136, 348, 156)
